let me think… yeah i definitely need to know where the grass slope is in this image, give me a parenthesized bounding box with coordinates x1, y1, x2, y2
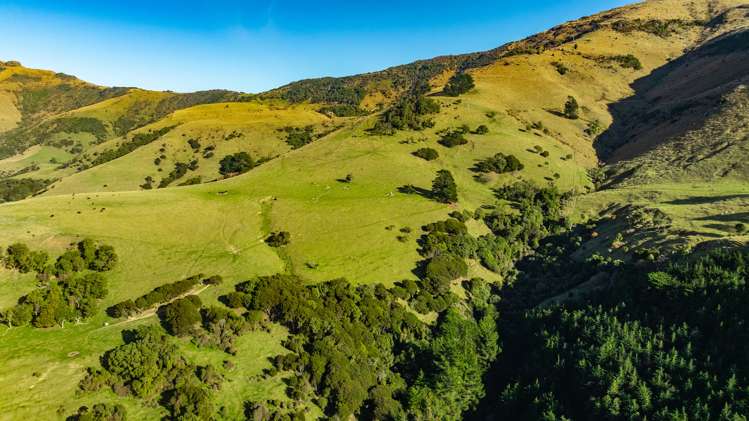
(1, 0, 748, 418)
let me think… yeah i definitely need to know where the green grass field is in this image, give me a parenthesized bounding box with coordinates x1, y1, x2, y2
(0, 1, 737, 416)
(0, 83, 591, 418)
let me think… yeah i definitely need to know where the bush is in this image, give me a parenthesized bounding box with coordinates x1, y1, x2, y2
(438, 131, 468, 148)
(283, 126, 315, 149)
(319, 105, 368, 117)
(266, 232, 291, 247)
(219, 152, 255, 176)
(474, 153, 524, 174)
(443, 73, 475, 96)
(158, 162, 191, 187)
(67, 403, 126, 421)
(432, 170, 458, 204)
(202, 275, 223, 285)
(551, 61, 569, 75)
(612, 54, 643, 70)
(413, 148, 439, 161)
(473, 125, 489, 135)
(92, 126, 176, 167)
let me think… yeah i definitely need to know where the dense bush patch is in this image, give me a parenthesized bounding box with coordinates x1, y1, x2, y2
(107, 274, 209, 318)
(219, 152, 255, 176)
(0, 178, 51, 203)
(370, 85, 440, 135)
(412, 147, 439, 161)
(443, 73, 475, 96)
(91, 125, 176, 167)
(474, 153, 524, 174)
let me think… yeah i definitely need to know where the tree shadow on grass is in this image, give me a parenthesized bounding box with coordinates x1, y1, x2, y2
(666, 195, 749, 206)
(398, 184, 434, 201)
(696, 212, 749, 222)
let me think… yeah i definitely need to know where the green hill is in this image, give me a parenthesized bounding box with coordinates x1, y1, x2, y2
(1, 0, 749, 419)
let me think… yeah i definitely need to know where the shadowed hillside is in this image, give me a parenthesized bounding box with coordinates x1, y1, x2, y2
(596, 23, 749, 169)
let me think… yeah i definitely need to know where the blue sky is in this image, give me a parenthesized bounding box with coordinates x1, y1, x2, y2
(0, 0, 630, 93)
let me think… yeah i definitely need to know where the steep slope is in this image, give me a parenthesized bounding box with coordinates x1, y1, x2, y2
(600, 26, 749, 185)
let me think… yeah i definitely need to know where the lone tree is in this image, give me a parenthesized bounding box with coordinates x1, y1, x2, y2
(564, 96, 580, 119)
(443, 73, 475, 96)
(432, 170, 458, 204)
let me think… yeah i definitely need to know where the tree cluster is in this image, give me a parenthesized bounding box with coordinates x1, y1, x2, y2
(80, 325, 218, 420)
(437, 130, 468, 148)
(3, 272, 107, 327)
(282, 126, 315, 150)
(107, 274, 208, 318)
(443, 73, 475, 96)
(0, 178, 51, 203)
(370, 87, 440, 135)
(219, 152, 255, 176)
(474, 153, 524, 174)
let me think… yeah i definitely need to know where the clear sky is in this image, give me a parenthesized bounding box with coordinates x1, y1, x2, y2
(0, 0, 631, 93)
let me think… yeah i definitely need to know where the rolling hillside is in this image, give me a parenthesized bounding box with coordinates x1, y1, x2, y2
(0, 0, 748, 419)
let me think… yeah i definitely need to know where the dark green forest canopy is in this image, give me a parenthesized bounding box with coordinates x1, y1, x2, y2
(478, 241, 749, 420)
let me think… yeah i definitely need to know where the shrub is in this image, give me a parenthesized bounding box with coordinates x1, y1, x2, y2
(474, 153, 524, 174)
(219, 152, 255, 176)
(266, 232, 291, 247)
(92, 126, 176, 167)
(438, 131, 468, 148)
(443, 73, 475, 96)
(319, 105, 368, 117)
(413, 148, 439, 161)
(9, 273, 107, 328)
(159, 162, 191, 187)
(202, 275, 223, 285)
(473, 125, 489, 135)
(432, 170, 458, 204)
(612, 54, 643, 70)
(283, 126, 315, 149)
(552, 61, 569, 75)
(68, 403, 127, 421)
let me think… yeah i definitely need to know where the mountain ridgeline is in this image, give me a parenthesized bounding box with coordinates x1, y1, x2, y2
(0, 0, 749, 420)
